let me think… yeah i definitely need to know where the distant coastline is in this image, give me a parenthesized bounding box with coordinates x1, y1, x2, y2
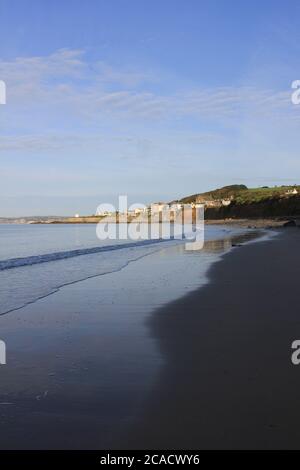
(1, 184, 300, 228)
(0, 216, 295, 230)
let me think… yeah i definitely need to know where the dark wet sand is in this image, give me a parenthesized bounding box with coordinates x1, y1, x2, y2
(124, 228, 300, 449)
(1, 228, 299, 449)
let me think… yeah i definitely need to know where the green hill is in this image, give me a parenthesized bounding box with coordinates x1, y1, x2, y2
(178, 185, 300, 219)
(179, 185, 248, 204)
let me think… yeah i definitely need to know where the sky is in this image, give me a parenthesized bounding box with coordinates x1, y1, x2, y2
(1, 0, 300, 216)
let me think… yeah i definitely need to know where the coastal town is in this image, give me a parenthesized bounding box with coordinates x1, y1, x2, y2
(95, 201, 205, 218)
(0, 185, 299, 225)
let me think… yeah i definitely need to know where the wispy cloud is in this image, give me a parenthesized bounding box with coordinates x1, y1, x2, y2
(0, 48, 296, 119)
(0, 48, 299, 156)
(0, 134, 86, 151)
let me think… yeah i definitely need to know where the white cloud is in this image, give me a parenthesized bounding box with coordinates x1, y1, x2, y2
(0, 48, 299, 155)
(0, 48, 294, 118)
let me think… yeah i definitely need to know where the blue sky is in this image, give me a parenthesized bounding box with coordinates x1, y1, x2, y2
(1, 0, 300, 216)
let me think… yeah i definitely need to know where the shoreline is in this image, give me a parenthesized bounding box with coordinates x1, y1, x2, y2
(0, 224, 248, 449)
(0, 225, 298, 449)
(122, 227, 300, 449)
(0, 217, 295, 228)
(204, 218, 292, 229)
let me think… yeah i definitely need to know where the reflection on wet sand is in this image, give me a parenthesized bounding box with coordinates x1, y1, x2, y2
(190, 229, 265, 254)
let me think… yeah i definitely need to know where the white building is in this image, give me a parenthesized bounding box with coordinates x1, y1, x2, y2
(150, 203, 169, 213)
(170, 203, 183, 211)
(98, 211, 113, 217)
(134, 207, 148, 215)
(222, 199, 232, 206)
(286, 188, 298, 195)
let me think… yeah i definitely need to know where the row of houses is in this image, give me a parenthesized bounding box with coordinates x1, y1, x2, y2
(195, 197, 232, 208)
(76, 188, 299, 219)
(96, 202, 205, 217)
(95, 198, 235, 218)
(77, 197, 235, 219)
(147, 202, 205, 214)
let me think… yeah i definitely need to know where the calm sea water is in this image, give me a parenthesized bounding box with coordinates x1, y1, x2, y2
(0, 223, 250, 315)
(0, 222, 266, 448)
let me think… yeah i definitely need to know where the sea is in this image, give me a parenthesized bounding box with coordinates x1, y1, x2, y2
(0, 223, 261, 316)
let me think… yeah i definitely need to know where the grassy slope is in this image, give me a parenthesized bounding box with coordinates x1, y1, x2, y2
(178, 185, 300, 219)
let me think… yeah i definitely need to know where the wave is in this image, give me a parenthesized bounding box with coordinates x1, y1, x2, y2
(0, 238, 177, 272)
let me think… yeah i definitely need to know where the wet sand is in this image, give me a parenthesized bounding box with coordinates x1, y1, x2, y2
(0, 235, 236, 450)
(0, 228, 299, 449)
(125, 228, 300, 449)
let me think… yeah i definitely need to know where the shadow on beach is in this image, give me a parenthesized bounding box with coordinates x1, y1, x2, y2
(123, 228, 300, 450)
